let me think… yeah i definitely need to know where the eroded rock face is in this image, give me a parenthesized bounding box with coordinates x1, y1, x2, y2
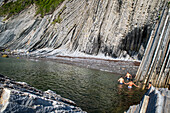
(0, 0, 166, 60)
(0, 75, 86, 113)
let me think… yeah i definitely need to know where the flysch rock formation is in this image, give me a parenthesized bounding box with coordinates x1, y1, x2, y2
(0, 74, 86, 113)
(126, 86, 170, 113)
(135, 3, 169, 87)
(0, 0, 167, 60)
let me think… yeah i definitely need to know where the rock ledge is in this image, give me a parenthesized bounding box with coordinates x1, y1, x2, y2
(126, 86, 170, 113)
(0, 74, 86, 113)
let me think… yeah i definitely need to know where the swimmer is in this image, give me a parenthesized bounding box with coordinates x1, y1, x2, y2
(118, 76, 124, 84)
(125, 72, 132, 81)
(124, 80, 139, 88)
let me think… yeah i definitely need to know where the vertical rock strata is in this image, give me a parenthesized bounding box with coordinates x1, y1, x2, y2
(126, 86, 170, 113)
(135, 2, 169, 87)
(0, 0, 167, 60)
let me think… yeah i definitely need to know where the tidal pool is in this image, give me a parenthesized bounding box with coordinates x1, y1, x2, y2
(0, 57, 146, 113)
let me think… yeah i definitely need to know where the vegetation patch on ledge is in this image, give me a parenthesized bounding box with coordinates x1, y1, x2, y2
(0, 0, 65, 18)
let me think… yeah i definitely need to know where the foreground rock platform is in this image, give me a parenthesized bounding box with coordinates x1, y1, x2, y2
(0, 74, 86, 113)
(126, 86, 170, 113)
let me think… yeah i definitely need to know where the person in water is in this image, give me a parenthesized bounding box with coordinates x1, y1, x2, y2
(125, 72, 132, 80)
(147, 82, 152, 89)
(124, 80, 139, 88)
(118, 76, 124, 84)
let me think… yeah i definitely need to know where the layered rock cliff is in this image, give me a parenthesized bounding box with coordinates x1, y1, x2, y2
(0, 0, 167, 60)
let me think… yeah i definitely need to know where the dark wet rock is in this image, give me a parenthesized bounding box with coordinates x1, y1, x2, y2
(0, 46, 5, 52)
(126, 86, 170, 113)
(0, 75, 86, 113)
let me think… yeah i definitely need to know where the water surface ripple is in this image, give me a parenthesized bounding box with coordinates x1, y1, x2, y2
(0, 57, 146, 113)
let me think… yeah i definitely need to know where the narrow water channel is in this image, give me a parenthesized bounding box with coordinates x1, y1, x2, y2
(0, 57, 146, 113)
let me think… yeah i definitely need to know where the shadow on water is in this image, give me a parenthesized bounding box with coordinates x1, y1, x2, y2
(0, 57, 146, 113)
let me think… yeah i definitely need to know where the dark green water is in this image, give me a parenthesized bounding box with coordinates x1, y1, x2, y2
(0, 57, 146, 113)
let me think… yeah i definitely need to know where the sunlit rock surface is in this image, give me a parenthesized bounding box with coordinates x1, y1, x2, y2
(0, 0, 4, 6)
(0, 75, 86, 113)
(0, 0, 166, 60)
(126, 86, 170, 113)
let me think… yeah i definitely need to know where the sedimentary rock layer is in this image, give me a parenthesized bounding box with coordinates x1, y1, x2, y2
(135, 3, 169, 87)
(0, 0, 167, 60)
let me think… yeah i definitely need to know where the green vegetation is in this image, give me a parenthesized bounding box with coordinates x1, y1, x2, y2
(51, 4, 66, 24)
(0, 0, 33, 18)
(34, 0, 65, 17)
(51, 15, 62, 24)
(5, 48, 11, 52)
(158, 15, 161, 20)
(0, 0, 65, 18)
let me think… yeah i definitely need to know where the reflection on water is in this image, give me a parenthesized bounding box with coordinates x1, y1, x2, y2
(0, 57, 146, 113)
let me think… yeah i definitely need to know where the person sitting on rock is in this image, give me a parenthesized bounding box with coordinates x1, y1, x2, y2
(124, 80, 139, 88)
(125, 72, 132, 81)
(147, 82, 152, 89)
(118, 76, 124, 84)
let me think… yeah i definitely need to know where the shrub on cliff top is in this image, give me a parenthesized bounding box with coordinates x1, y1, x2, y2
(0, 0, 33, 18)
(0, 0, 65, 18)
